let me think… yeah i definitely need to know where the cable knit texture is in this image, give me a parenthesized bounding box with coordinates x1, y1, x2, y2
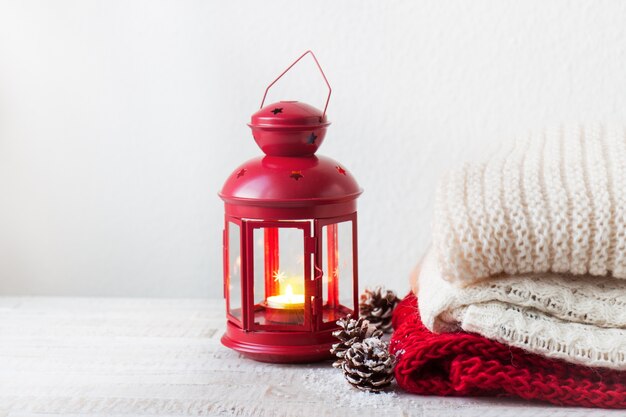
(390, 293, 626, 409)
(417, 249, 626, 370)
(433, 125, 626, 284)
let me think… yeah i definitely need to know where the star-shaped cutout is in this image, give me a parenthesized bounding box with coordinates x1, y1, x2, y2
(336, 166, 346, 175)
(290, 171, 303, 181)
(307, 132, 318, 145)
(271, 107, 283, 115)
(273, 270, 287, 283)
(236, 168, 247, 179)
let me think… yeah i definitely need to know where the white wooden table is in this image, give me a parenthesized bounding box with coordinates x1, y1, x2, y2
(0, 297, 621, 417)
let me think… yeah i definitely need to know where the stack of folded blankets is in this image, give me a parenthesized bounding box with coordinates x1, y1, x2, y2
(390, 125, 626, 408)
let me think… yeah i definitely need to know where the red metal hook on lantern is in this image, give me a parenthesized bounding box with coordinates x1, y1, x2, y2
(260, 50, 332, 120)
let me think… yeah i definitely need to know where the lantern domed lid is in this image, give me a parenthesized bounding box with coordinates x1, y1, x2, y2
(249, 101, 331, 157)
(219, 155, 362, 206)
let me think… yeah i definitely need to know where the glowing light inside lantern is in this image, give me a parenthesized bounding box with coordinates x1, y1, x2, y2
(266, 284, 305, 310)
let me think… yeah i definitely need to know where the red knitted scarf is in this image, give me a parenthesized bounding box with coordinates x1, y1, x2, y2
(390, 293, 626, 409)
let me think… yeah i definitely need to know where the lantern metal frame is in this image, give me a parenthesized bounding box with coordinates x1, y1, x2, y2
(221, 212, 359, 363)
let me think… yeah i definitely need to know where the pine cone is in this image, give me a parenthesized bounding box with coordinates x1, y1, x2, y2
(359, 286, 400, 333)
(341, 337, 395, 392)
(330, 316, 382, 368)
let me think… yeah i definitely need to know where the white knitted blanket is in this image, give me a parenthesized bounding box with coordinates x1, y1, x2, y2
(433, 125, 626, 285)
(417, 249, 626, 370)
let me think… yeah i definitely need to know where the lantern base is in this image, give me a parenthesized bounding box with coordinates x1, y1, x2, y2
(221, 321, 336, 363)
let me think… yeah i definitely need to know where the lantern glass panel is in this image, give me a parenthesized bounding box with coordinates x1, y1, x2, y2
(320, 220, 354, 323)
(227, 221, 242, 321)
(253, 226, 307, 326)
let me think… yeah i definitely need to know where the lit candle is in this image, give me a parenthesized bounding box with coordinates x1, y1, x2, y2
(266, 284, 305, 309)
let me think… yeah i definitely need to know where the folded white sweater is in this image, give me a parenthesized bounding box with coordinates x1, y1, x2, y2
(417, 249, 626, 370)
(433, 125, 626, 285)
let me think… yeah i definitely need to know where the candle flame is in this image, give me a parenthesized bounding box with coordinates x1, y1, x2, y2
(285, 284, 293, 300)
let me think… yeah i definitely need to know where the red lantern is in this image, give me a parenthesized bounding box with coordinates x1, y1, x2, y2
(219, 51, 362, 363)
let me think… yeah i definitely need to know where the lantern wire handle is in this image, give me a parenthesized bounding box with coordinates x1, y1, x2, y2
(260, 50, 332, 121)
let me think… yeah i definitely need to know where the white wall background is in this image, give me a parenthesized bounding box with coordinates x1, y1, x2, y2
(1, 1, 626, 298)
